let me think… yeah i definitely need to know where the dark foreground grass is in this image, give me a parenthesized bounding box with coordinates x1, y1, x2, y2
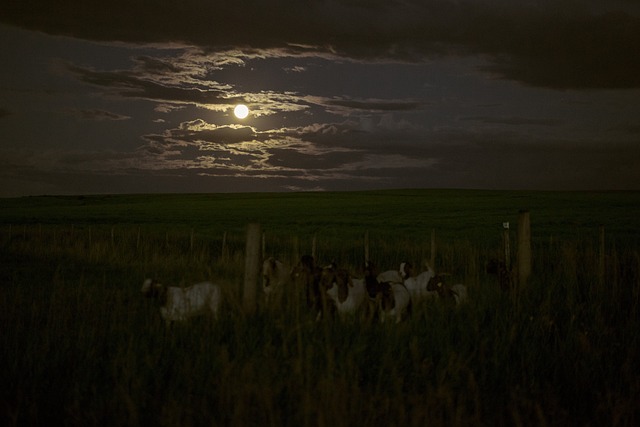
(1, 190, 640, 426)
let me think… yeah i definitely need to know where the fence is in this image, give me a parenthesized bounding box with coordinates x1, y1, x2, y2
(1, 211, 625, 317)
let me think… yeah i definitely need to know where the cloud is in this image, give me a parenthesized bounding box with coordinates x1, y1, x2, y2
(4, 1, 640, 89)
(65, 59, 310, 117)
(282, 185, 325, 191)
(133, 55, 184, 74)
(461, 116, 563, 126)
(325, 98, 424, 113)
(477, 6, 640, 89)
(66, 63, 240, 110)
(284, 66, 307, 73)
(2, 117, 639, 195)
(132, 117, 437, 186)
(154, 104, 186, 113)
(161, 119, 260, 145)
(607, 121, 640, 135)
(69, 108, 130, 121)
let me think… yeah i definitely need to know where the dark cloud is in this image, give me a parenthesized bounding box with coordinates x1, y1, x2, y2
(133, 56, 184, 74)
(3, 1, 640, 88)
(606, 121, 640, 134)
(478, 8, 640, 89)
(285, 120, 424, 155)
(267, 147, 364, 171)
(326, 98, 424, 112)
(462, 116, 563, 126)
(70, 108, 130, 121)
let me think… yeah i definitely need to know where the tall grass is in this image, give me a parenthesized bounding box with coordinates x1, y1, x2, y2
(1, 219, 639, 426)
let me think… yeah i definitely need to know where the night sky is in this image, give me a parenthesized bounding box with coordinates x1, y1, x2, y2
(2, 0, 640, 196)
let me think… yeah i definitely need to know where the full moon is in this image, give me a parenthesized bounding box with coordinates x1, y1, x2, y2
(233, 104, 249, 119)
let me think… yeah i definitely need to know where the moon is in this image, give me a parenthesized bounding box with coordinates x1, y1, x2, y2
(233, 104, 249, 119)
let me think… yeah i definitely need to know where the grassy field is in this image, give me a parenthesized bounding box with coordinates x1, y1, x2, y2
(1, 189, 639, 426)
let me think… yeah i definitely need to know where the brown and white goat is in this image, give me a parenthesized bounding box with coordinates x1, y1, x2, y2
(365, 261, 412, 323)
(290, 255, 334, 320)
(321, 263, 368, 317)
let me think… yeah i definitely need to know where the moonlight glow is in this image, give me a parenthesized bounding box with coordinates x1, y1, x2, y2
(233, 104, 249, 119)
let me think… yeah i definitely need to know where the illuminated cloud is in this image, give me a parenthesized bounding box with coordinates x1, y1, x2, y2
(284, 66, 307, 73)
(66, 62, 240, 110)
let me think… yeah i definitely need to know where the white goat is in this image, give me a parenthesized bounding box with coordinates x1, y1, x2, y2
(261, 257, 290, 307)
(377, 261, 416, 285)
(403, 263, 438, 305)
(450, 284, 468, 305)
(426, 275, 468, 305)
(141, 279, 221, 323)
(378, 282, 412, 323)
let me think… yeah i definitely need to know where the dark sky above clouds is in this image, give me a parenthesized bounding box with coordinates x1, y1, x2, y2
(1, 0, 640, 196)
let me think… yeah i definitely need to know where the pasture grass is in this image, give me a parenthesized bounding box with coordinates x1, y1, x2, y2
(2, 189, 640, 244)
(1, 190, 639, 426)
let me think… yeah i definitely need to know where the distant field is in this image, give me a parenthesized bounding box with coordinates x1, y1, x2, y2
(2, 189, 639, 244)
(1, 190, 639, 426)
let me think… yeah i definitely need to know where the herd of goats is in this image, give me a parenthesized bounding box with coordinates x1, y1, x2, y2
(139, 254, 499, 325)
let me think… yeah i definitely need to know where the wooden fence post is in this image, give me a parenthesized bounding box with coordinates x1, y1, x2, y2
(292, 236, 300, 264)
(430, 229, 436, 268)
(312, 234, 317, 260)
(503, 222, 511, 270)
(517, 210, 532, 288)
(221, 231, 227, 260)
(364, 230, 370, 263)
(598, 225, 605, 287)
(243, 223, 262, 315)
